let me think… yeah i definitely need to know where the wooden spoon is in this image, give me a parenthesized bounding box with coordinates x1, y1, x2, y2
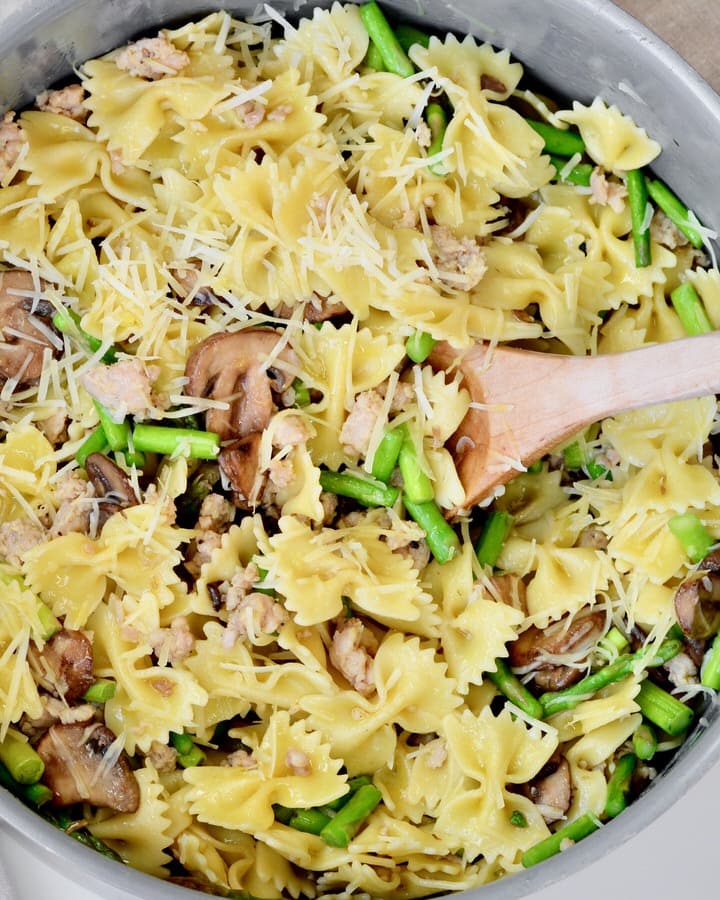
(430, 333, 720, 508)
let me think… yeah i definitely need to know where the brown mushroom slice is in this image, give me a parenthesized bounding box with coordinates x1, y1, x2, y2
(184, 329, 297, 441)
(219, 433, 266, 508)
(304, 295, 349, 323)
(85, 452, 140, 527)
(674, 554, 720, 639)
(30, 629, 94, 702)
(0, 270, 61, 385)
(509, 609, 606, 690)
(36, 722, 140, 812)
(524, 756, 572, 824)
(488, 574, 527, 615)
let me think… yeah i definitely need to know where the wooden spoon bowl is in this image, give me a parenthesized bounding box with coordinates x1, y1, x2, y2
(431, 333, 720, 508)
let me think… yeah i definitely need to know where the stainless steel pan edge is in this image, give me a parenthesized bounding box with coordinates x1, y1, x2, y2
(0, 1, 719, 898)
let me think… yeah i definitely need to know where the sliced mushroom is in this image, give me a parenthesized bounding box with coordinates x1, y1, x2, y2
(277, 294, 349, 323)
(0, 270, 60, 385)
(85, 452, 140, 527)
(509, 609, 605, 691)
(171, 265, 220, 308)
(219, 433, 266, 508)
(29, 629, 94, 702)
(524, 755, 572, 824)
(36, 722, 140, 812)
(184, 329, 296, 441)
(674, 549, 720, 639)
(488, 574, 527, 615)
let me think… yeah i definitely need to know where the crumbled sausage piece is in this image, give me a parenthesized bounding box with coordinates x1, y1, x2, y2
(378, 379, 415, 414)
(665, 651, 698, 690)
(236, 100, 265, 128)
(147, 740, 178, 773)
(415, 119, 432, 148)
(150, 677, 175, 696)
(184, 531, 222, 578)
(108, 149, 126, 175)
(267, 457, 295, 490)
(383, 518, 430, 570)
(35, 84, 88, 123)
(38, 409, 68, 446)
(143, 484, 176, 525)
(339, 390, 385, 457)
(272, 414, 311, 448)
(650, 208, 689, 250)
(116, 34, 190, 80)
(223, 592, 288, 647)
(148, 616, 195, 665)
(430, 224, 487, 292)
(197, 493, 235, 532)
(330, 617, 378, 696)
(0, 112, 26, 184)
(589, 168, 628, 213)
(0, 520, 44, 566)
(426, 739, 448, 769)
(49, 470, 95, 538)
(394, 539, 431, 570)
(223, 749, 257, 768)
(267, 103, 293, 122)
(225, 562, 260, 611)
(285, 747, 312, 776)
(81, 359, 159, 421)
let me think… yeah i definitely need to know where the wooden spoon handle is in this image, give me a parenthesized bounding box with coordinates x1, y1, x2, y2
(436, 331, 720, 508)
(568, 331, 720, 422)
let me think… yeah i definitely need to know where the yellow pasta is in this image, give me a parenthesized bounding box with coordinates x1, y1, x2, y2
(0, 5, 715, 897)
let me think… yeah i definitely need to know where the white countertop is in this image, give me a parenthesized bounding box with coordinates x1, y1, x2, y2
(1, 753, 718, 900)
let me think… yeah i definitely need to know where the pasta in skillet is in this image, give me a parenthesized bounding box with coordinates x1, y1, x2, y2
(0, 4, 718, 897)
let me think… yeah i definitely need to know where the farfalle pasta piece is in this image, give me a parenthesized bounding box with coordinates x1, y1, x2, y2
(549, 677, 641, 741)
(557, 97, 661, 172)
(45, 200, 99, 304)
(0, 571, 45, 733)
(257, 515, 436, 632)
(191, 517, 259, 616)
(268, 2, 369, 94)
(428, 544, 523, 692)
(0, 424, 55, 521)
(90, 603, 208, 754)
(293, 320, 405, 469)
(88, 763, 173, 877)
(172, 69, 326, 179)
(23, 532, 111, 628)
(606, 507, 693, 583)
(375, 733, 466, 824)
(0, 182, 48, 256)
(185, 710, 347, 832)
(602, 397, 717, 466)
(20, 111, 154, 206)
(410, 36, 551, 196)
(525, 545, 618, 626)
(185, 621, 337, 723)
(83, 18, 235, 166)
(433, 707, 557, 864)
(301, 633, 461, 774)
